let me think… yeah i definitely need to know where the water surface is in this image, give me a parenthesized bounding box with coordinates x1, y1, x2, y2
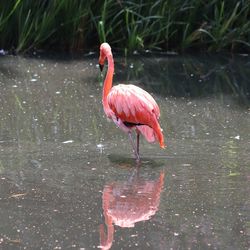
(0, 53, 249, 249)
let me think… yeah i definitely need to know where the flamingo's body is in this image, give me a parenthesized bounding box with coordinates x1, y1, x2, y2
(99, 43, 165, 160)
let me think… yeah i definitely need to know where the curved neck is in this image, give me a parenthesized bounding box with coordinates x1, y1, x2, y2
(102, 54, 114, 109)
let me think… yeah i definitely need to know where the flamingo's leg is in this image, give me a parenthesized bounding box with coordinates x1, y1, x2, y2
(128, 132, 140, 162)
(136, 132, 140, 157)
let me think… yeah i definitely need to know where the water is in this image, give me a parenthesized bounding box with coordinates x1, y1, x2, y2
(0, 53, 249, 249)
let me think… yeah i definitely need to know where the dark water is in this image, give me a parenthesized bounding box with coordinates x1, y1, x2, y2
(0, 53, 249, 249)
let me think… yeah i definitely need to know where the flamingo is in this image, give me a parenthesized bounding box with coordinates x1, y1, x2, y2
(99, 42, 165, 161)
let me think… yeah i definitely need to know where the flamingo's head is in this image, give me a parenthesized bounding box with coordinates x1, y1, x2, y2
(99, 43, 112, 71)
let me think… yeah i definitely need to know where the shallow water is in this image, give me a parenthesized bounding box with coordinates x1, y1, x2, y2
(0, 53, 249, 249)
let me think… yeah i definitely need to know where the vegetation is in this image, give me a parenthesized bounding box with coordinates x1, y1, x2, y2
(0, 0, 249, 53)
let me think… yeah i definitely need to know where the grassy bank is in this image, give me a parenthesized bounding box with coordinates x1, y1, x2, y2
(0, 0, 249, 53)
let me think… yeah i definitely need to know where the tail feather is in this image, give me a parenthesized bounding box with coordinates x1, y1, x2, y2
(136, 125, 166, 148)
(136, 125, 156, 143)
(156, 124, 166, 148)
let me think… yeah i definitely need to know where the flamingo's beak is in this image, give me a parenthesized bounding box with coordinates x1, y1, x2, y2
(99, 64, 104, 72)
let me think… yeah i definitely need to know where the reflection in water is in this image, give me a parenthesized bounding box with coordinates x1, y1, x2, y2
(99, 170, 165, 250)
(119, 54, 250, 106)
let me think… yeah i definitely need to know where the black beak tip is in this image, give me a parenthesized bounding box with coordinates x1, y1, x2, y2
(99, 64, 104, 72)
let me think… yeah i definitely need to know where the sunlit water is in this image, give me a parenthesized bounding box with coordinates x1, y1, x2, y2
(0, 53, 249, 249)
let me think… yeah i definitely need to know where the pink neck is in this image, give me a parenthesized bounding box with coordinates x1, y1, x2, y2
(102, 54, 114, 109)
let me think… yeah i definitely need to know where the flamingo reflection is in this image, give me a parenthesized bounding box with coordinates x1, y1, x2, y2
(99, 170, 165, 249)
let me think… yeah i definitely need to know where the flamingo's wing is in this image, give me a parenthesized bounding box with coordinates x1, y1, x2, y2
(107, 84, 160, 125)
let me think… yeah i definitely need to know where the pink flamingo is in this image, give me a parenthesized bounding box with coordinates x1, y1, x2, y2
(99, 43, 165, 161)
